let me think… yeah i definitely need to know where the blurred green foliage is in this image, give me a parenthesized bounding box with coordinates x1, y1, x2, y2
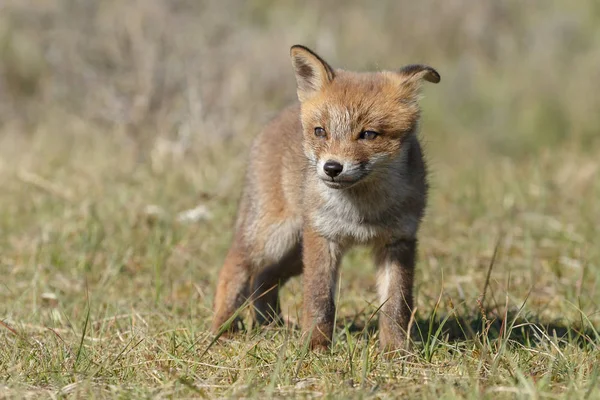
(0, 0, 599, 155)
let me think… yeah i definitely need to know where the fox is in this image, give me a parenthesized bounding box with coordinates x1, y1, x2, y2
(211, 44, 440, 352)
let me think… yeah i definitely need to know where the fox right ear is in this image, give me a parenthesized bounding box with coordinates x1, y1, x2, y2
(397, 64, 441, 84)
(290, 45, 335, 102)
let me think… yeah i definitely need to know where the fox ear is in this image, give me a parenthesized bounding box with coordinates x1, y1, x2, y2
(397, 64, 441, 84)
(290, 45, 335, 102)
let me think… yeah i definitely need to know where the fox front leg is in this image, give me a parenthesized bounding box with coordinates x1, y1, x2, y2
(301, 227, 341, 351)
(374, 238, 417, 353)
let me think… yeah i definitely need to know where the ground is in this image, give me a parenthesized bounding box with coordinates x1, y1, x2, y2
(1, 123, 598, 399)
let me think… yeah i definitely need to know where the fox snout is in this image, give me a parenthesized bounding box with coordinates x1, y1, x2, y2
(323, 160, 343, 177)
(316, 158, 368, 189)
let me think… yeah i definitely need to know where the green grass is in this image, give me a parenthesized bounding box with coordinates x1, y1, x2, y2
(0, 129, 598, 399)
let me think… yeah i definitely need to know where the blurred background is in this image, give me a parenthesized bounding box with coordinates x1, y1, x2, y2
(2, 0, 599, 158)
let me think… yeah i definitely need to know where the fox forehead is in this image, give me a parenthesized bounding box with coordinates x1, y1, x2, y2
(300, 70, 421, 136)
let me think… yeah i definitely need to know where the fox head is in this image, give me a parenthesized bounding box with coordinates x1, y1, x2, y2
(290, 45, 440, 190)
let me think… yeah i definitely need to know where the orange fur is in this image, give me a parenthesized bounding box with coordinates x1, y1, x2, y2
(212, 44, 439, 352)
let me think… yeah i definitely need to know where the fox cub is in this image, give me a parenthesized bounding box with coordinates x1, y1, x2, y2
(212, 45, 439, 351)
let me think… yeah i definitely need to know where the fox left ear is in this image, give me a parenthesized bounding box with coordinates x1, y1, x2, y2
(397, 64, 441, 84)
(290, 45, 336, 102)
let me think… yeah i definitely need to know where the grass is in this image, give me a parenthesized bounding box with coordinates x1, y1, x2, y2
(1, 128, 598, 399)
(1, 0, 600, 398)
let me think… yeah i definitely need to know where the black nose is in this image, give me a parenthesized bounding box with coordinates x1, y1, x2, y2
(323, 160, 343, 177)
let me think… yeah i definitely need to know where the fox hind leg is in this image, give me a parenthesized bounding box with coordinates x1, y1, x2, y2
(251, 244, 303, 326)
(211, 241, 252, 334)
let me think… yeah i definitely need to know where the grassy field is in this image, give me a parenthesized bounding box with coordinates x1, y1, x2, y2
(1, 1, 600, 398)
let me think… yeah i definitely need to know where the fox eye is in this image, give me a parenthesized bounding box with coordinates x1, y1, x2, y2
(314, 127, 327, 138)
(359, 130, 379, 140)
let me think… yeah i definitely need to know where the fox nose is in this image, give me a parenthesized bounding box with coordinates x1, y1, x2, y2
(323, 160, 343, 177)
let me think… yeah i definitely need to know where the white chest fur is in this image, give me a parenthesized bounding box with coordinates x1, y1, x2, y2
(310, 179, 419, 244)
